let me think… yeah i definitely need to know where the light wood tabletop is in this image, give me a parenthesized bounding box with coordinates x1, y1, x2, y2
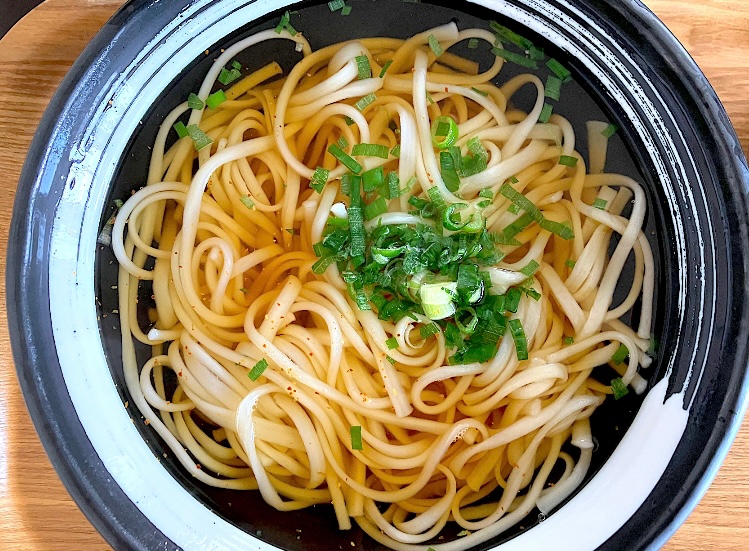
(1, 0, 748, 549)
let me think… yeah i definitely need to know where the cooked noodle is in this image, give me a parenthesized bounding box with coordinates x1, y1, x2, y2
(111, 20, 654, 550)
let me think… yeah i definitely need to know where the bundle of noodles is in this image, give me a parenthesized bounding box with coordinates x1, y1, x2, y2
(111, 18, 654, 550)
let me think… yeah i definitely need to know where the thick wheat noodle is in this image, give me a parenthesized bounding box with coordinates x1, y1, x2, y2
(110, 22, 656, 550)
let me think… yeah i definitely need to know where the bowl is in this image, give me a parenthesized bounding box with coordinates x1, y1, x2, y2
(7, 0, 749, 550)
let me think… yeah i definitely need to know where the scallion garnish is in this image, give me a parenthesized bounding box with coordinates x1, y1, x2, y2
(218, 66, 242, 85)
(386, 172, 401, 199)
(379, 59, 393, 77)
(337, 135, 349, 149)
(205, 90, 227, 110)
(592, 198, 608, 210)
(547, 58, 572, 81)
(385, 337, 399, 349)
(565, 259, 576, 269)
(355, 93, 377, 111)
(240, 195, 254, 210)
(611, 377, 629, 400)
(328, 0, 344, 9)
(479, 189, 493, 199)
(186, 124, 212, 151)
(352, 143, 388, 159)
(187, 93, 204, 110)
(520, 260, 539, 277)
(539, 103, 553, 123)
(420, 323, 440, 339)
(489, 21, 533, 50)
(310, 167, 330, 193)
(471, 86, 489, 97)
(364, 196, 388, 220)
(350, 425, 363, 450)
(529, 44, 545, 61)
(467, 38, 479, 49)
(355, 55, 371, 79)
(248, 359, 268, 381)
(559, 155, 578, 167)
(612, 344, 629, 364)
(544, 75, 562, 101)
(231, 60, 242, 70)
(173, 121, 189, 138)
(428, 34, 444, 57)
(327, 143, 362, 174)
(431, 115, 459, 149)
(563, 336, 574, 345)
(362, 166, 385, 191)
(344, 115, 355, 126)
(508, 318, 528, 360)
(274, 10, 297, 35)
(499, 183, 574, 239)
(505, 287, 521, 313)
(602, 123, 618, 137)
(390, 144, 401, 158)
(341, 4, 352, 15)
(491, 47, 538, 69)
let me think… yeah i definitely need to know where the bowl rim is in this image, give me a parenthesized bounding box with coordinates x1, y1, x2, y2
(7, 0, 749, 550)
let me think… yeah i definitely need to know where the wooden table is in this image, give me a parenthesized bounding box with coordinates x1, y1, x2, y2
(0, 1, 747, 549)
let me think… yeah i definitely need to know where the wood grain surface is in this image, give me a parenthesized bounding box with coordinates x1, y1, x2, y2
(0, 1, 747, 549)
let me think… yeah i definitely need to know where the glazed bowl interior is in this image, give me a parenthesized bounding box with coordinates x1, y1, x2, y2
(8, 0, 749, 550)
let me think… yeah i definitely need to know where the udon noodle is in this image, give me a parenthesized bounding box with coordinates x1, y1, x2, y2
(111, 18, 654, 550)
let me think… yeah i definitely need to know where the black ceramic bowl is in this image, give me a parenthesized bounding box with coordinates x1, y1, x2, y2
(7, 0, 749, 550)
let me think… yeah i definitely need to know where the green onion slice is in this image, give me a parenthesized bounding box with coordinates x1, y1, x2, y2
(491, 47, 538, 69)
(547, 58, 572, 81)
(240, 195, 254, 210)
(520, 260, 539, 277)
(248, 359, 269, 381)
(385, 337, 399, 350)
(364, 196, 388, 220)
(355, 55, 371, 79)
(187, 93, 204, 110)
(545, 75, 562, 101)
(612, 344, 629, 364)
(379, 59, 393, 77)
(310, 167, 330, 193)
(611, 377, 629, 400)
(327, 143, 362, 174)
(186, 124, 212, 151)
(602, 123, 618, 137)
(592, 198, 608, 210)
(355, 92, 377, 111)
(559, 155, 578, 167)
(428, 34, 444, 57)
(539, 103, 553, 123)
(173, 121, 188, 138)
(508, 318, 529, 360)
(205, 90, 227, 110)
(431, 115, 459, 149)
(350, 425, 363, 450)
(351, 143, 388, 159)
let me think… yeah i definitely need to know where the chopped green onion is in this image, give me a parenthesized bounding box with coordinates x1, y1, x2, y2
(240, 195, 254, 210)
(348, 177, 365, 260)
(355, 55, 371, 79)
(431, 115, 459, 149)
(364, 196, 388, 220)
(385, 337, 399, 349)
(479, 189, 493, 199)
(592, 198, 608, 210)
(337, 135, 349, 149)
(327, 143, 362, 173)
(352, 143, 388, 159)
(343, 115, 355, 126)
(362, 166, 385, 192)
(186, 124, 212, 151)
(545, 75, 562, 101)
(355, 92, 377, 111)
(539, 103, 553, 123)
(508, 318, 529, 360)
(491, 47, 538, 69)
(328, 0, 345, 9)
(489, 21, 533, 49)
(340, 173, 359, 195)
(559, 155, 578, 167)
(286, 228, 296, 235)
(310, 167, 330, 193)
(428, 34, 444, 57)
(565, 259, 576, 269)
(611, 377, 629, 400)
(341, 5, 352, 15)
(420, 323, 440, 339)
(426, 90, 435, 104)
(520, 260, 539, 277)
(231, 60, 242, 70)
(173, 121, 188, 138)
(439, 151, 460, 193)
(248, 358, 268, 381)
(602, 123, 618, 138)
(350, 425, 363, 450)
(505, 287, 522, 313)
(379, 59, 393, 77)
(386, 355, 396, 365)
(390, 144, 401, 158)
(205, 90, 227, 110)
(471, 86, 489, 97)
(612, 344, 629, 364)
(529, 44, 545, 61)
(187, 93, 204, 110)
(563, 336, 574, 345)
(386, 172, 401, 199)
(420, 281, 457, 320)
(218, 67, 242, 85)
(275, 11, 297, 35)
(508, 204, 520, 214)
(311, 253, 339, 274)
(547, 58, 572, 81)
(467, 38, 479, 49)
